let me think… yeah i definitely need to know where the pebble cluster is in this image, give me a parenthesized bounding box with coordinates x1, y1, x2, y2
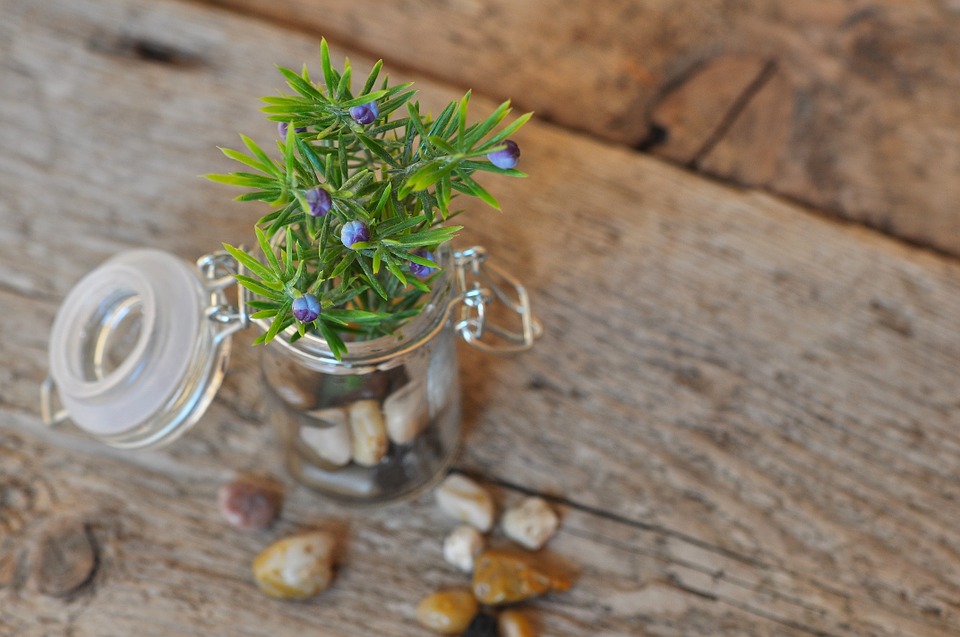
(415, 473, 568, 636)
(216, 470, 568, 634)
(297, 380, 430, 469)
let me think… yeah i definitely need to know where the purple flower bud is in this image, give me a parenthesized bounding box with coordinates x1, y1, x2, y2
(305, 187, 332, 217)
(349, 101, 379, 126)
(487, 139, 520, 169)
(291, 293, 321, 323)
(408, 250, 437, 279)
(340, 220, 370, 249)
(277, 122, 307, 138)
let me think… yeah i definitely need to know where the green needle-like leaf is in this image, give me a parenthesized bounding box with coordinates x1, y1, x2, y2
(361, 59, 383, 95)
(256, 226, 282, 276)
(240, 135, 280, 177)
(223, 243, 279, 283)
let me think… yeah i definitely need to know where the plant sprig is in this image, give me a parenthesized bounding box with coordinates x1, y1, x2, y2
(207, 39, 529, 356)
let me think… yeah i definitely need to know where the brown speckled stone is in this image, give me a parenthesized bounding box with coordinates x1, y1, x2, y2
(218, 477, 284, 531)
(472, 550, 572, 605)
(252, 532, 336, 600)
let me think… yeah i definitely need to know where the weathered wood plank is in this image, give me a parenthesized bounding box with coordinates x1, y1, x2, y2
(194, 0, 960, 255)
(2, 0, 960, 634)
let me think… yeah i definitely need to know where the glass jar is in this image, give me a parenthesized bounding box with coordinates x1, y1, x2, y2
(41, 245, 539, 505)
(259, 248, 462, 504)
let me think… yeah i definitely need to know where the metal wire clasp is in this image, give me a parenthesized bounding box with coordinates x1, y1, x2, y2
(452, 246, 542, 353)
(196, 250, 250, 343)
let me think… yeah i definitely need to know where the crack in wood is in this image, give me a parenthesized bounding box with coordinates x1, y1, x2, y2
(86, 32, 204, 68)
(455, 467, 776, 570)
(689, 59, 779, 169)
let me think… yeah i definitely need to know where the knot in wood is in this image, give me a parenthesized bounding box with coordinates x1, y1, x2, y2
(31, 517, 98, 598)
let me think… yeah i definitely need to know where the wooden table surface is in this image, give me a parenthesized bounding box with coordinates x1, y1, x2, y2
(3, 1, 960, 635)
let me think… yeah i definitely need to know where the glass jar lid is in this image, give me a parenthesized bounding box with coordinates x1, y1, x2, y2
(43, 249, 243, 448)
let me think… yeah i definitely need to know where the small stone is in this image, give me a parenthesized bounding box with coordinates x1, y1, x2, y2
(499, 610, 537, 637)
(299, 408, 352, 467)
(415, 588, 478, 635)
(472, 550, 572, 605)
(462, 612, 499, 637)
(435, 474, 495, 532)
(252, 532, 336, 600)
(348, 399, 388, 466)
(501, 497, 559, 550)
(383, 380, 429, 445)
(442, 525, 485, 573)
(218, 477, 284, 531)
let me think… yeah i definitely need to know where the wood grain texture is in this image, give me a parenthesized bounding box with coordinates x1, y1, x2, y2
(2, 0, 960, 635)
(193, 0, 960, 255)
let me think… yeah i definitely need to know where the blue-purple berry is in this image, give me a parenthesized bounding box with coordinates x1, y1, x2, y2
(291, 294, 321, 323)
(340, 220, 370, 249)
(349, 101, 379, 126)
(487, 139, 520, 169)
(305, 188, 332, 217)
(277, 122, 307, 138)
(408, 250, 436, 279)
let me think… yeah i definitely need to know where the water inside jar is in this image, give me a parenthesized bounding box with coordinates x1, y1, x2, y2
(78, 289, 145, 382)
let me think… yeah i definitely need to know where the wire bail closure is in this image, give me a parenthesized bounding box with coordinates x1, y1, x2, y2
(196, 249, 250, 342)
(452, 246, 543, 353)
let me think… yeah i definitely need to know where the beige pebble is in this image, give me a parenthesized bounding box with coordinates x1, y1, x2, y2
(501, 497, 559, 550)
(435, 474, 495, 532)
(383, 380, 429, 444)
(300, 407, 352, 467)
(252, 532, 336, 600)
(348, 399, 388, 466)
(499, 610, 537, 637)
(415, 588, 478, 635)
(442, 525, 485, 573)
